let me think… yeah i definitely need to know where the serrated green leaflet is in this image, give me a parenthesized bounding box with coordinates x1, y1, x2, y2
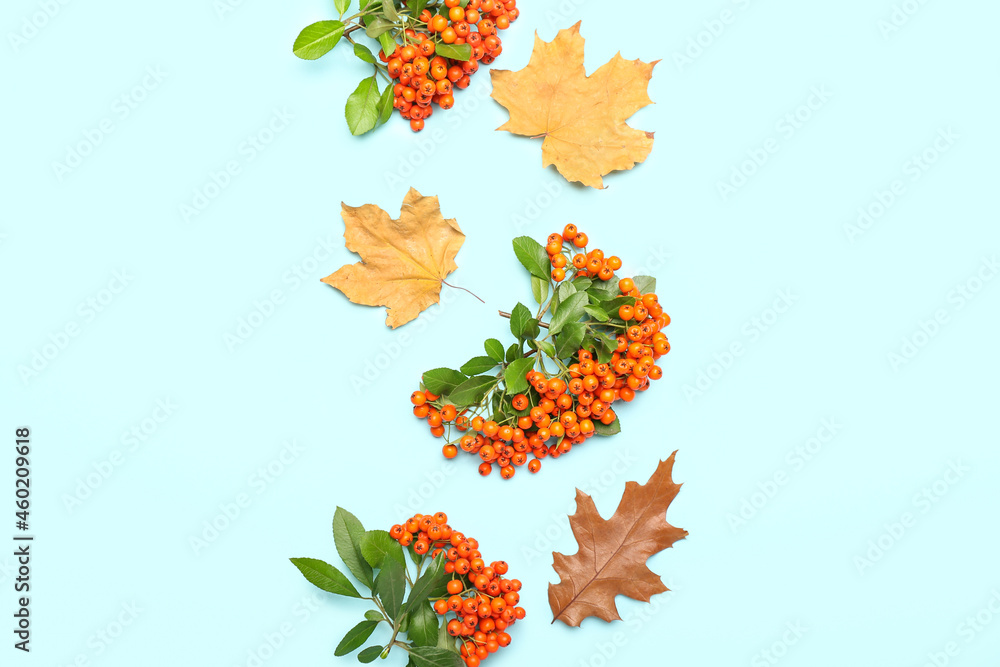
(360, 530, 405, 569)
(554, 322, 586, 359)
(422, 368, 467, 396)
(449, 375, 497, 406)
(484, 338, 504, 362)
(289, 558, 362, 598)
(531, 275, 550, 304)
(512, 236, 549, 280)
(460, 356, 498, 375)
(374, 557, 405, 619)
(549, 292, 588, 335)
(345, 76, 381, 136)
(333, 507, 372, 589)
(335, 620, 378, 656)
(504, 357, 535, 394)
(293, 21, 345, 60)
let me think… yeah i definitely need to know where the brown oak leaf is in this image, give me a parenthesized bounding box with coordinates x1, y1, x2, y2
(549, 452, 687, 627)
(490, 22, 657, 189)
(322, 188, 465, 329)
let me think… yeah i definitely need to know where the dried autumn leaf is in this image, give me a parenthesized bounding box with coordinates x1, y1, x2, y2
(322, 188, 465, 328)
(549, 452, 687, 627)
(490, 22, 657, 189)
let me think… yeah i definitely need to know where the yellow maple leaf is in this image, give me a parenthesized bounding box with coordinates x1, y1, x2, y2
(322, 188, 465, 329)
(490, 22, 657, 189)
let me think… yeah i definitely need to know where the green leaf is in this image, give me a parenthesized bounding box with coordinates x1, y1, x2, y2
(336, 0, 351, 15)
(435, 43, 472, 61)
(289, 558, 362, 598)
(550, 280, 576, 315)
(381, 0, 399, 21)
(530, 275, 550, 305)
(588, 280, 619, 300)
(484, 338, 505, 362)
(511, 236, 550, 280)
(548, 292, 588, 335)
(599, 295, 638, 315)
(509, 302, 535, 340)
(572, 276, 593, 291)
(333, 507, 373, 589)
(584, 304, 609, 322)
(358, 646, 383, 663)
(554, 323, 586, 359)
(377, 83, 394, 125)
(364, 610, 384, 622)
(345, 76, 382, 136)
(594, 332, 617, 363)
(436, 613, 456, 650)
(335, 620, 379, 656)
(374, 557, 406, 620)
(422, 368, 467, 396)
(505, 343, 521, 364)
(360, 530, 406, 569)
(633, 275, 656, 294)
(460, 356, 497, 375)
(504, 357, 536, 394)
(353, 42, 376, 63)
(594, 416, 621, 436)
(536, 340, 556, 358)
(449, 375, 497, 406)
(378, 32, 397, 60)
(409, 646, 464, 667)
(407, 553, 447, 607)
(408, 602, 440, 647)
(409, 0, 428, 17)
(364, 16, 395, 37)
(293, 21, 345, 60)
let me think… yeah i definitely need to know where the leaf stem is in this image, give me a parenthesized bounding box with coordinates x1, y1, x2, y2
(442, 280, 485, 303)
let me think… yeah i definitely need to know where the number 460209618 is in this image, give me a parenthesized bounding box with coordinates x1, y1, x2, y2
(15, 428, 30, 531)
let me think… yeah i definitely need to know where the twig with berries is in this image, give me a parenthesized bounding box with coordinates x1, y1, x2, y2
(412, 225, 672, 479)
(293, 0, 520, 135)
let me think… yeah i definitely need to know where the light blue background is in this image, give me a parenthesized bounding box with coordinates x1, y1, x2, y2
(3, 0, 1000, 665)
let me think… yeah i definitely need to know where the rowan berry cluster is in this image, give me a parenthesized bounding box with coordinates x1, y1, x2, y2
(386, 0, 518, 131)
(412, 226, 671, 479)
(391, 512, 524, 666)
